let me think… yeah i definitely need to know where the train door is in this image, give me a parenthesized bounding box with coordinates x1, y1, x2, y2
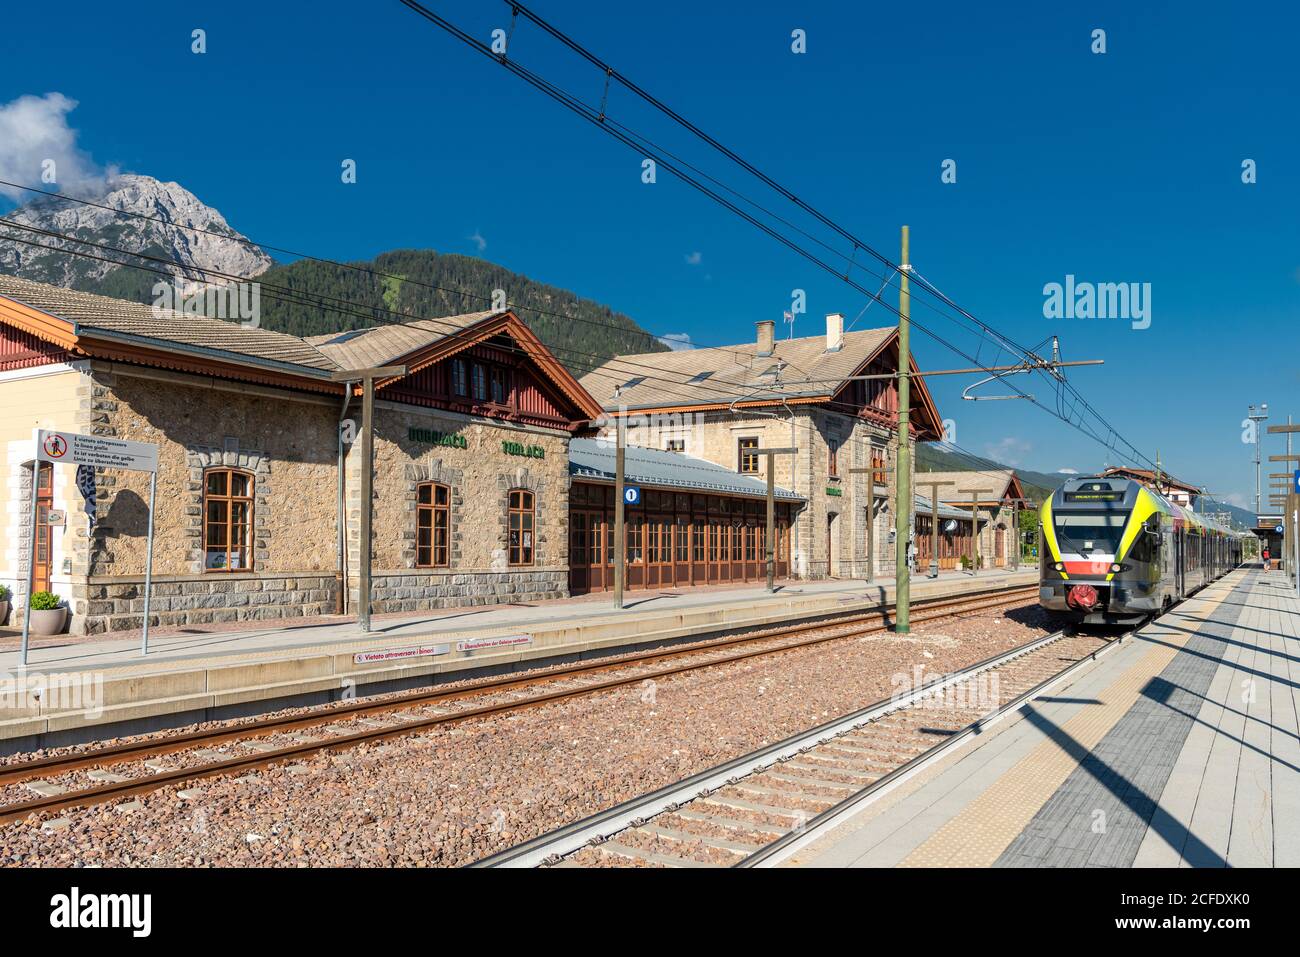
(1174, 528, 1185, 598)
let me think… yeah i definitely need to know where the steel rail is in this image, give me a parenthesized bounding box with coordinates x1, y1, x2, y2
(0, 586, 1037, 823)
(0, 583, 1034, 786)
(740, 629, 1131, 867)
(472, 624, 1085, 868)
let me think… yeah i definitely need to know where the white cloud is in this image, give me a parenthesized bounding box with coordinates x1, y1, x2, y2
(468, 229, 487, 253)
(1057, 467, 1079, 475)
(0, 93, 112, 201)
(1224, 492, 1248, 509)
(657, 332, 694, 350)
(983, 436, 1031, 467)
(684, 251, 702, 266)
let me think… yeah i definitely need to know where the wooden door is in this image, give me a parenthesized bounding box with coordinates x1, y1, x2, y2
(33, 463, 53, 594)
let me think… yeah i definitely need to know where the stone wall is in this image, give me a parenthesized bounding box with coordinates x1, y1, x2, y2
(70, 363, 341, 633)
(346, 401, 572, 610)
(81, 573, 338, 634)
(369, 569, 566, 614)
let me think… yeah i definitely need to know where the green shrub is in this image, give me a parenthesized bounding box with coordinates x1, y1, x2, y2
(28, 591, 61, 611)
(0, 584, 10, 602)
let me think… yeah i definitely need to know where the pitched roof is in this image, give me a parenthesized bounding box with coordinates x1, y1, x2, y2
(0, 273, 339, 373)
(569, 438, 801, 500)
(0, 276, 602, 420)
(579, 328, 894, 410)
(306, 311, 499, 370)
(1101, 466, 1199, 495)
(916, 468, 1025, 504)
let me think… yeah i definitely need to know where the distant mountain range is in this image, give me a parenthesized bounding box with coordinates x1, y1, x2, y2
(0, 174, 666, 376)
(920, 444, 1256, 529)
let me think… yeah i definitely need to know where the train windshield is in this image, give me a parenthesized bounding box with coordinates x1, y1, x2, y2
(1053, 512, 1127, 553)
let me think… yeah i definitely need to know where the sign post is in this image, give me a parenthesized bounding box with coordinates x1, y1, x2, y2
(26, 430, 159, 664)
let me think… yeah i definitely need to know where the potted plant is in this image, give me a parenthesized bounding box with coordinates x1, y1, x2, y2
(0, 585, 10, 626)
(27, 590, 67, 636)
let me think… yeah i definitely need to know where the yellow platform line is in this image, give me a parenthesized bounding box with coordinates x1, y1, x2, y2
(898, 578, 1237, 868)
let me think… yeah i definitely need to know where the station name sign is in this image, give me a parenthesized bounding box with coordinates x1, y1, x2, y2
(825, 486, 843, 497)
(36, 430, 159, 473)
(502, 440, 545, 459)
(408, 427, 467, 449)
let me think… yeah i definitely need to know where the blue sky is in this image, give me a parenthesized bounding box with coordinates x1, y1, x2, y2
(2, 0, 1297, 510)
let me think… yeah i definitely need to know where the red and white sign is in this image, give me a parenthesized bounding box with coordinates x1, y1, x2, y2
(456, 634, 533, 653)
(353, 643, 449, 665)
(35, 430, 158, 472)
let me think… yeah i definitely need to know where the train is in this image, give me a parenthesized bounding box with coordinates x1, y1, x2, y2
(1038, 475, 1243, 625)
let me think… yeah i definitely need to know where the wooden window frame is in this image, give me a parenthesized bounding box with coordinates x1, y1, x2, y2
(738, 437, 760, 474)
(451, 358, 468, 397)
(203, 467, 254, 573)
(416, 482, 450, 568)
(828, 439, 839, 478)
(490, 366, 509, 405)
(471, 362, 489, 402)
(508, 488, 535, 566)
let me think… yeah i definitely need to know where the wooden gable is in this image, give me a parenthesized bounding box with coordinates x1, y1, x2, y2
(830, 332, 944, 440)
(375, 312, 602, 430)
(0, 320, 73, 372)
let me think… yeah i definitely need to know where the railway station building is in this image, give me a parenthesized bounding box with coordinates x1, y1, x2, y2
(0, 276, 605, 634)
(912, 468, 1028, 570)
(579, 313, 946, 582)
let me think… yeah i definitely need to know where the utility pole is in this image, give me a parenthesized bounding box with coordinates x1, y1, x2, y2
(1248, 403, 1269, 515)
(965, 489, 994, 575)
(332, 365, 406, 634)
(918, 478, 957, 578)
(757, 448, 798, 592)
(1268, 423, 1299, 595)
(614, 415, 625, 609)
(849, 463, 893, 584)
(895, 225, 913, 633)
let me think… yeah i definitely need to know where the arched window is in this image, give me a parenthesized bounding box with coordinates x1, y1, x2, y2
(204, 468, 253, 571)
(417, 482, 450, 567)
(508, 489, 535, 566)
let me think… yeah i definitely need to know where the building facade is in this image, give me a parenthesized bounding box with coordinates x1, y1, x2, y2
(580, 314, 946, 581)
(0, 277, 601, 634)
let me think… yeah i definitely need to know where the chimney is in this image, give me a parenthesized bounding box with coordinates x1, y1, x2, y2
(825, 312, 844, 352)
(756, 319, 775, 356)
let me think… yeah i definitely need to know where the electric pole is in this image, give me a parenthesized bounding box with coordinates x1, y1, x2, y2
(332, 365, 406, 634)
(756, 448, 798, 592)
(918, 478, 957, 578)
(894, 226, 913, 633)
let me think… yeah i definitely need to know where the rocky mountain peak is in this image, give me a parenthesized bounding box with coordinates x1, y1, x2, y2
(0, 173, 272, 292)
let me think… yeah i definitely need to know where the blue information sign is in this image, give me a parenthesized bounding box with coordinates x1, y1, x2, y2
(1294, 470, 1300, 494)
(623, 485, 641, 506)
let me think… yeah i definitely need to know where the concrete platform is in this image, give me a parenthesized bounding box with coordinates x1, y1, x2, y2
(790, 567, 1297, 868)
(0, 568, 1036, 750)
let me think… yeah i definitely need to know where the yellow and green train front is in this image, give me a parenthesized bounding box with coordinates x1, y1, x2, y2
(1039, 477, 1170, 624)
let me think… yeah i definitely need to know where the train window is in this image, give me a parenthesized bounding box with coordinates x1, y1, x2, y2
(1053, 513, 1126, 552)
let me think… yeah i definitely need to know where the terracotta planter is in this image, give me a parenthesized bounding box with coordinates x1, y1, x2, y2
(27, 606, 67, 637)
(0, 600, 9, 626)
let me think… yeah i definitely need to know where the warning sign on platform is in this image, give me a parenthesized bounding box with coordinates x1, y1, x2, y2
(456, 634, 533, 653)
(353, 643, 450, 665)
(36, 430, 159, 473)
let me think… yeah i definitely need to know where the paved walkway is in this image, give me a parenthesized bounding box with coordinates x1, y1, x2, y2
(794, 567, 1299, 868)
(0, 567, 1033, 677)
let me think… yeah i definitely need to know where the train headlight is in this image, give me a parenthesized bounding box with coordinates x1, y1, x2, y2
(1110, 563, 1122, 572)
(1053, 562, 1064, 571)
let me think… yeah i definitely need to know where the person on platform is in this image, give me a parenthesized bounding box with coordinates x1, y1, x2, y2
(1262, 546, 1271, 571)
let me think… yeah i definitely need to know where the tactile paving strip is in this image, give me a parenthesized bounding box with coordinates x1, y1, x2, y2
(896, 577, 1240, 868)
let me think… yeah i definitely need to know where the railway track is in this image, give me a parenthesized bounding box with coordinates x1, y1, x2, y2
(474, 625, 1126, 868)
(0, 583, 1038, 827)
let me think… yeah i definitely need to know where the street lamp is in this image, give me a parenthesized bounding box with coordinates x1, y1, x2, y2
(1248, 403, 1269, 516)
